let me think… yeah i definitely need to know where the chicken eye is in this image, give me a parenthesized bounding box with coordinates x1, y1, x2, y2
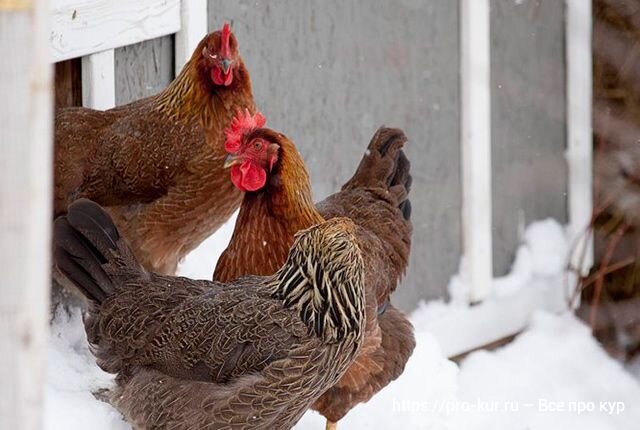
(253, 140, 263, 150)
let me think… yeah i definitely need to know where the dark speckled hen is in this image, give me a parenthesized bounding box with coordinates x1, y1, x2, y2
(52, 199, 366, 430)
(54, 23, 254, 275)
(214, 113, 415, 430)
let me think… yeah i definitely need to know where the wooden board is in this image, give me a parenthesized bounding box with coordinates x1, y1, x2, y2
(461, 0, 493, 302)
(175, 0, 207, 74)
(81, 49, 115, 109)
(50, 0, 180, 62)
(566, 0, 593, 277)
(114, 35, 174, 106)
(490, 0, 568, 276)
(209, 0, 462, 309)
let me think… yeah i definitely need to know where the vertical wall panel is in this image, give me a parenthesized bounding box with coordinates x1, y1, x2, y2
(209, 0, 461, 309)
(490, 0, 568, 276)
(114, 35, 174, 106)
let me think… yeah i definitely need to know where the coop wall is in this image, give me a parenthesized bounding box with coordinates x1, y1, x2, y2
(207, 0, 463, 310)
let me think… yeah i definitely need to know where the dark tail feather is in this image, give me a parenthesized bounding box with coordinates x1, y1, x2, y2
(344, 127, 412, 221)
(390, 150, 412, 221)
(53, 199, 140, 305)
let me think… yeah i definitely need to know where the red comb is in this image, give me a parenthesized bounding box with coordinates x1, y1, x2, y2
(220, 22, 231, 58)
(225, 109, 267, 153)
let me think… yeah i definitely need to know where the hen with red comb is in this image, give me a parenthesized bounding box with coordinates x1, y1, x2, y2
(215, 115, 415, 430)
(54, 23, 255, 277)
(223, 110, 276, 192)
(224, 109, 267, 153)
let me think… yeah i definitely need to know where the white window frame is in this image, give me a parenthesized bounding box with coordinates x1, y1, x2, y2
(50, 0, 208, 109)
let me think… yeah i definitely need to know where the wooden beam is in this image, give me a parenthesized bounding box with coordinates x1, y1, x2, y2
(566, 0, 594, 279)
(449, 332, 519, 363)
(81, 49, 115, 109)
(460, 0, 493, 303)
(0, 0, 53, 428)
(175, 0, 207, 74)
(50, 0, 181, 62)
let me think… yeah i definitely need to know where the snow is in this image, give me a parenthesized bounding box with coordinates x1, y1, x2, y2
(295, 312, 640, 430)
(415, 219, 570, 358)
(45, 309, 128, 430)
(448, 218, 568, 305)
(45, 217, 640, 429)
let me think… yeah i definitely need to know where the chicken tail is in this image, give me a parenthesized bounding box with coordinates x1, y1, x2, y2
(53, 198, 143, 305)
(343, 127, 412, 221)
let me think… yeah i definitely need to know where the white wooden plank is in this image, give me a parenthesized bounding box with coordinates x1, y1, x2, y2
(50, 0, 181, 62)
(460, 0, 493, 303)
(81, 49, 115, 109)
(175, 0, 207, 74)
(0, 0, 53, 427)
(566, 0, 594, 279)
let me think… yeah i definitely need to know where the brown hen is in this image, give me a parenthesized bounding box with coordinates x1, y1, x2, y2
(214, 113, 415, 429)
(53, 199, 366, 430)
(54, 23, 254, 275)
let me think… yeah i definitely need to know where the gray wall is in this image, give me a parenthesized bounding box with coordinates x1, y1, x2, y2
(490, 0, 568, 276)
(115, 36, 174, 106)
(209, 0, 462, 309)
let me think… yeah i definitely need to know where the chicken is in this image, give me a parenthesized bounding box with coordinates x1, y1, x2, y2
(214, 111, 415, 429)
(54, 23, 254, 275)
(53, 199, 366, 430)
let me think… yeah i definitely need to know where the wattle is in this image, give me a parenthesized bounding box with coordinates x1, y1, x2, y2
(211, 67, 233, 86)
(231, 161, 267, 192)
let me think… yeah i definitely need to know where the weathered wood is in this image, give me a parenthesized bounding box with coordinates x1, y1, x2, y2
(114, 35, 174, 106)
(0, 0, 53, 428)
(54, 58, 81, 108)
(461, 0, 493, 302)
(81, 49, 115, 109)
(50, 0, 180, 62)
(490, 0, 568, 276)
(209, 0, 462, 309)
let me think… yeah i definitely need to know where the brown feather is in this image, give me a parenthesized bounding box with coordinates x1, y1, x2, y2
(53, 200, 366, 429)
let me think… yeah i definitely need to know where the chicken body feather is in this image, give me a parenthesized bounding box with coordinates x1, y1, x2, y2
(53, 199, 366, 430)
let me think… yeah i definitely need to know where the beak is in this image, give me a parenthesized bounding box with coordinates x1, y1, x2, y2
(224, 153, 242, 168)
(221, 58, 232, 74)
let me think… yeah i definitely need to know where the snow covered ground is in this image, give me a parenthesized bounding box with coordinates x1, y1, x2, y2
(45, 217, 640, 429)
